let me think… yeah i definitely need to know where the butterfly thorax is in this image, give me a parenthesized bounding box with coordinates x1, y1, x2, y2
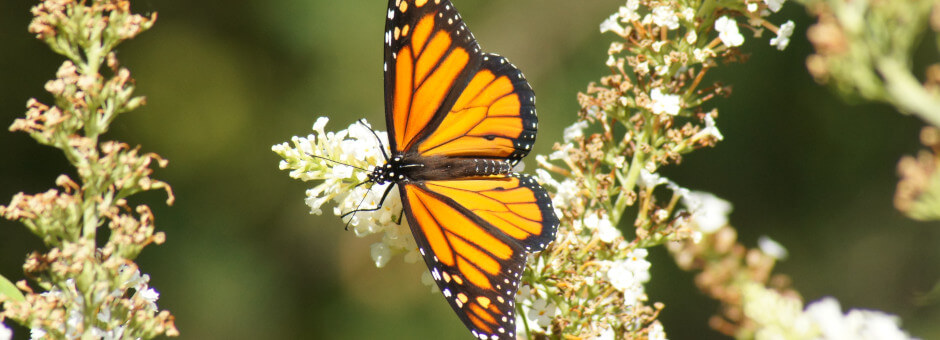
(370, 152, 513, 184)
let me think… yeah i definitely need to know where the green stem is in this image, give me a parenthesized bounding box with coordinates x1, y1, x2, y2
(699, 0, 718, 22)
(611, 129, 649, 225)
(76, 48, 104, 242)
(877, 58, 940, 128)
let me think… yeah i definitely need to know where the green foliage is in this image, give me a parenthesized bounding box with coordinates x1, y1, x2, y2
(0, 275, 24, 303)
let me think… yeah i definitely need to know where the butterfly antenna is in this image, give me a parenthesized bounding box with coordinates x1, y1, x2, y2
(305, 153, 369, 172)
(343, 188, 372, 231)
(357, 119, 390, 161)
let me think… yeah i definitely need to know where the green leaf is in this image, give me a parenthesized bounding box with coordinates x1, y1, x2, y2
(0, 274, 25, 302)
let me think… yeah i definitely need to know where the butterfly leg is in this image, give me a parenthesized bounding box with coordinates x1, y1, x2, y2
(339, 182, 397, 230)
(395, 206, 404, 225)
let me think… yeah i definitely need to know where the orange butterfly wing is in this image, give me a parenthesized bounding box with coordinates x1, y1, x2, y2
(415, 55, 537, 163)
(385, 0, 537, 163)
(399, 175, 557, 339)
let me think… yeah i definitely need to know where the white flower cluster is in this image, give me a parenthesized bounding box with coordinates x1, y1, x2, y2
(715, 16, 745, 47)
(516, 247, 653, 336)
(698, 114, 724, 141)
(272, 117, 417, 268)
(530, 137, 661, 337)
(536, 119, 593, 217)
(30, 266, 161, 340)
(600, 0, 640, 36)
(804, 298, 915, 340)
(637, 171, 736, 245)
(647, 321, 667, 340)
(581, 212, 623, 243)
(720, 1, 795, 51)
(764, 0, 786, 13)
(749, 0, 796, 50)
(601, 0, 703, 36)
(603, 248, 652, 306)
(650, 88, 681, 116)
(517, 284, 560, 332)
(757, 235, 789, 260)
(771, 21, 795, 51)
(536, 167, 581, 217)
(651, 4, 680, 30)
(681, 190, 732, 235)
(743, 283, 917, 340)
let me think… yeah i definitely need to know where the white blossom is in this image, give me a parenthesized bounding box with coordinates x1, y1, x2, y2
(638, 169, 669, 188)
(692, 48, 715, 62)
(0, 323, 11, 340)
(526, 298, 559, 328)
(771, 21, 795, 51)
(648, 321, 667, 340)
(681, 7, 696, 21)
(655, 63, 671, 76)
(682, 191, 732, 233)
(650, 88, 681, 116)
(652, 41, 667, 52)
(743, 283, 916, 340)
(592, 324, 615, 340)
(696, 114, 724, 141)
(805, 298, 916, 340)
(546, 142, 574, 161)
(618, 0, 641, 22)
(536, 167, 582, 212)
(89, 326, 127, 340)
(715, 16, 744, 47)
(600, 13, 627, 36)
(604, 249, 651, 306)
(758, 235, 789, 260)
(563, 120, 589, 142)
(742, 283, 815, 339)
(30, 328, 46, 340)
(584, 213, 621, 243)
(652, 5, 680, 30)
(764, 0, 786, 13)
(636, 61, 650, 76)
(613, 155, 626, 168)
(140, 288, 160, 311)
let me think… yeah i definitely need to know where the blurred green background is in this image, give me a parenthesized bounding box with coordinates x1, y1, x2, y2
(1, 0, 938, 339)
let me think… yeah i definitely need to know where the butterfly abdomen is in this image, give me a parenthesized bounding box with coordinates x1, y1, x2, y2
(383, 153, 513, 182)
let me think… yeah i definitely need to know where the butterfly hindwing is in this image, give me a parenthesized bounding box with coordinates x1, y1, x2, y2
(421, 175, 557, 252)
(399, 174, 558, 339)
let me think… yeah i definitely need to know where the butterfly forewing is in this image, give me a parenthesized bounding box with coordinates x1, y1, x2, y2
(416, 54, 538, 164)
(385, 0, 483, 153)
(422, 175, 557, 252)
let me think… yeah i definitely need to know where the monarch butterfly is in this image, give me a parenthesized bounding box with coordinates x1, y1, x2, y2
(365, 0, 560, 339)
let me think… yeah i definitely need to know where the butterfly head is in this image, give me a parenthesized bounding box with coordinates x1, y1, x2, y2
(368, 155, 406, 185)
